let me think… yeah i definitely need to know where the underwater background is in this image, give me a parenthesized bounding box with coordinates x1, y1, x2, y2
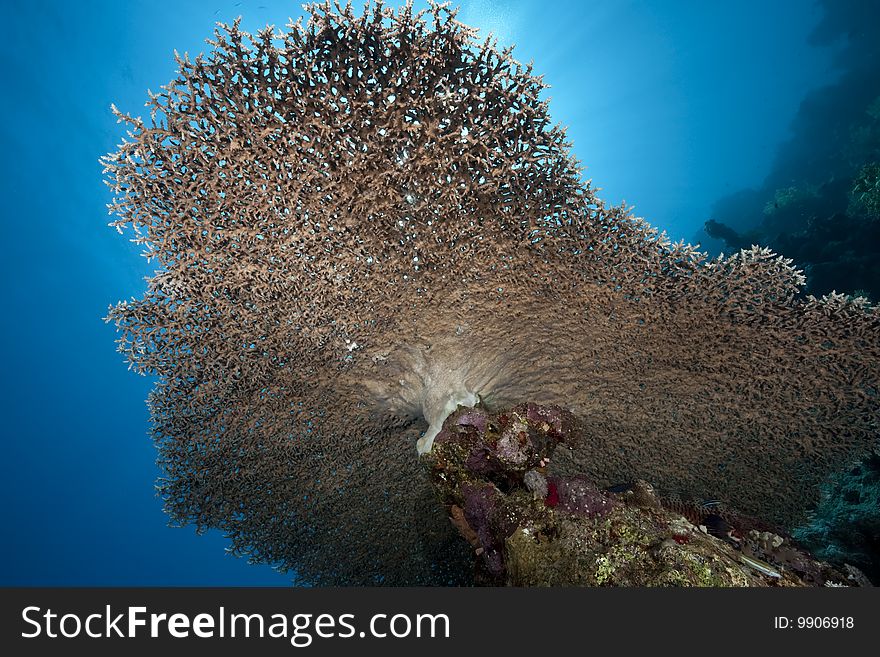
(1, 0, 877, 585)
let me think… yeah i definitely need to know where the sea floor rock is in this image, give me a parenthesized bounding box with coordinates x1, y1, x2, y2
(425, 403, 871, 587)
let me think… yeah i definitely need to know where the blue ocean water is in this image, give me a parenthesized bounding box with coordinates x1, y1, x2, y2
(0, 0, 866, 585)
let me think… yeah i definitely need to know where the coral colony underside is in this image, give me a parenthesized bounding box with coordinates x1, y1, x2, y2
(104, 2, 879, 585)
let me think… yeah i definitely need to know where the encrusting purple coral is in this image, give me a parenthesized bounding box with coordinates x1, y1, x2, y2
(430, 403, 621, 583)
(549, 476, 616, 518)
(103, 1, 880, 584)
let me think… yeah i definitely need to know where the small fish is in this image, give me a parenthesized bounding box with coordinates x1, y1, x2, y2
(604, 482, 634, 494)
(740, 554, 781, 579)
(701, 513, 742, 547)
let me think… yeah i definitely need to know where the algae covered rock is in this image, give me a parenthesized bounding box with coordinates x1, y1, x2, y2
(426, 403, 870, 587)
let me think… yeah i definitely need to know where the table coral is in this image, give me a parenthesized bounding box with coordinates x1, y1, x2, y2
(104, 1, 880, 584)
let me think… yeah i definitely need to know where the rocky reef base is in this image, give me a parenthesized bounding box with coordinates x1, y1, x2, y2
(425, 403, 872, 587)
